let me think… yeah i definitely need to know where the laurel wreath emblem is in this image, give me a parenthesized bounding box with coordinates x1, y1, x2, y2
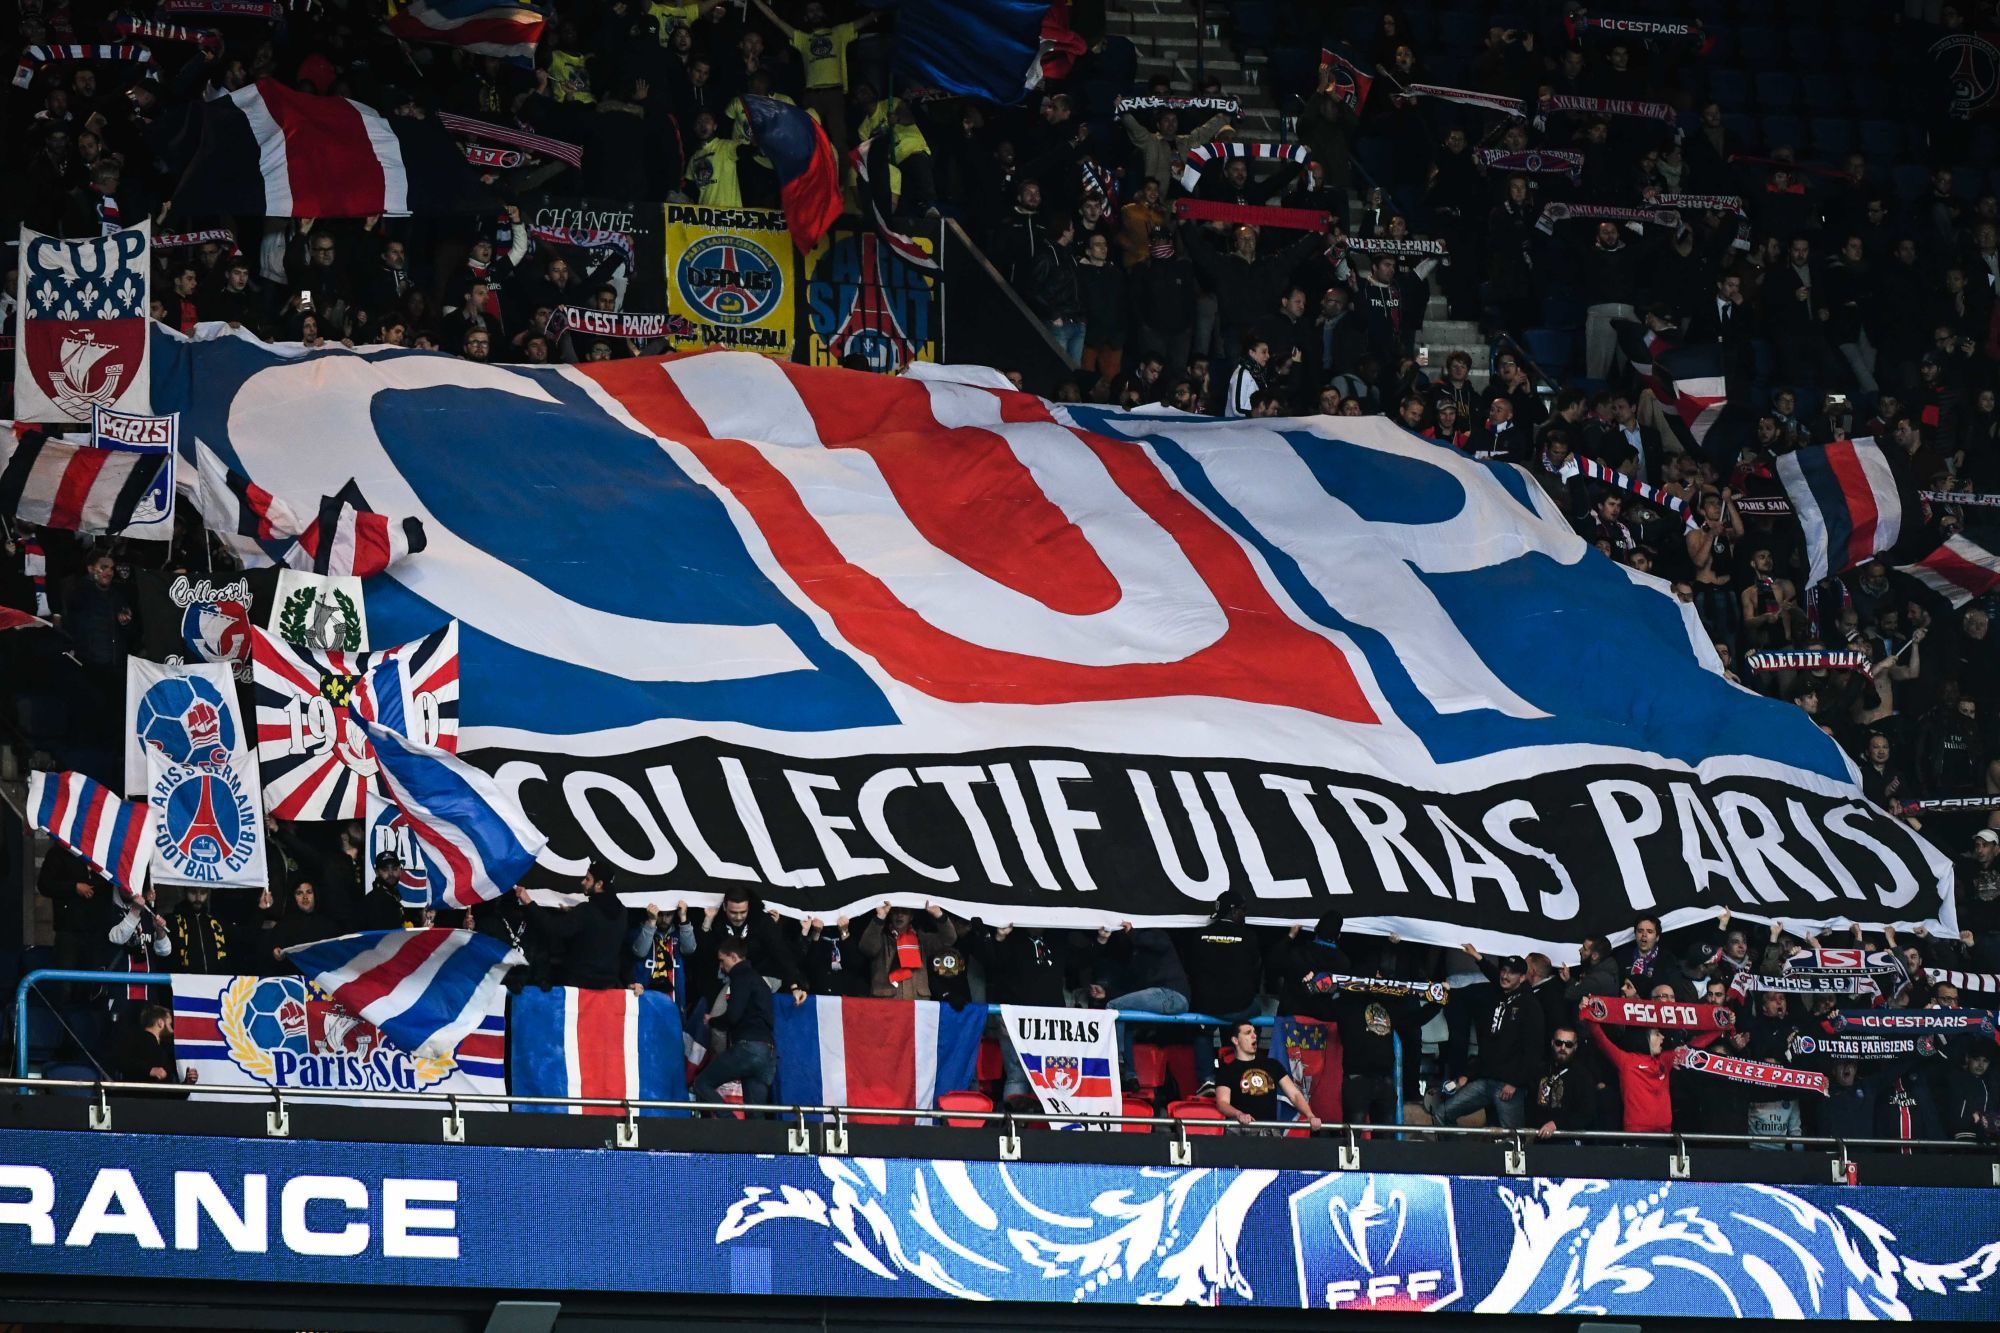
(219, 974, 277, 1083)
(276, 587, 363, 652)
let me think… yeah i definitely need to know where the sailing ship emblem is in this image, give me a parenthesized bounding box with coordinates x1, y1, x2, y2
(46, 330, 128, 417)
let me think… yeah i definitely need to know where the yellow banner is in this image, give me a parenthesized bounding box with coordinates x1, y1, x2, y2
(800, 222, 940, 372)
(663, 204, 796, 356)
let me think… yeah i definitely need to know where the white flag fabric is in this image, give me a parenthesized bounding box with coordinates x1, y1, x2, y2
(999, 1004, 1123, 1120)
(126, 658, 267, 887)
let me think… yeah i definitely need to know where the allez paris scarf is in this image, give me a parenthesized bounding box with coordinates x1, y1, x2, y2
(1307, 973, 1450, 1004)
(1179, 141, 1310, 193)
(1673, 1046, 1828, 1095)
(1582, 994, 1734, 1031)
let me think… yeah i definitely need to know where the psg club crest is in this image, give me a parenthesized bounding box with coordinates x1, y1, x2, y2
(14, 222, 152, 423)
(131, 664, 266, 888)
(806, 231, 935, 373)
(678, 234, 783, 327)
(216, 975, 456, 1090)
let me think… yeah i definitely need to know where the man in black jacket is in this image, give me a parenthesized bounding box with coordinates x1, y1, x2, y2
(167, 885, 232, 974)
(695, 940, 780, 1114)
(1187, 892, 1263, 1089)
(694, 887, 804, 1001)
(970, 921, 1077, 1108)
(1433, 951, 1544, 1130)
(357, 851, 409, 931)
(1531, 1024, 1597, 1136)
(531, 861, 630, 990)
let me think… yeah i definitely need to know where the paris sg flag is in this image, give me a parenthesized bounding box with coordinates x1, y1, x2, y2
(14, 223, 151, 423)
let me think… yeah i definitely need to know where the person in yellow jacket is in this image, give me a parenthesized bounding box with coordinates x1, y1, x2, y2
(749, 0, 879, 151)
(685, 112, 746, 207)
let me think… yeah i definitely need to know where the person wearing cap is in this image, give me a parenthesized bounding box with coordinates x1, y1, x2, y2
(358, 849, 411, 931)
(1432, 946, 1545, 1130)
(1187, 893, 1263, 1090)
(1960, 829, 2000, 968)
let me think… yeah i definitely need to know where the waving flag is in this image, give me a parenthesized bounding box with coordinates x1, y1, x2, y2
(153, 332, 1955, 955)
(387, 0, 547, 66)
(250, 622, 461, 820)
(362, 716, 546, 907)
(1900, 533, 2000, 608)
(1318, 46, 1374, 114)
(1653, 342, 1737, 458)
(179, 436, 308, 567)
(740, 95, 844, 252)
(173, 79, 491, 218)
(510, 987, 688, 1114)
(1776, 437, 1911, 585)
(1, 423, 168, 535)
(285, 481, 428, 578)
(893, 0, 1049, 102)
(282, 928, 522, 1060)
(775, 996, 987, 1115)
(28, 770, 154, 898)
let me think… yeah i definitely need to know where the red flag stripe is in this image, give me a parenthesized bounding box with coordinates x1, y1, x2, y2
(326, 927, 454, 1014)
(1920, 540, 2000, 598)
(843, 998, 916, 1110)
(263, 83, 389, 218)
(1823, 441, 1881, 571)
(48, 449, 113, 531)
(573, 988, 632, 1114)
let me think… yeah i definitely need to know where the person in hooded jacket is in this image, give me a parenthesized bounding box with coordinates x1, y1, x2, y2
(1187, 892, 1264, 1088)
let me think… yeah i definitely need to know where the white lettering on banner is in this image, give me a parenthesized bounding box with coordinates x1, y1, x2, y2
(565, 771, 678, 875)
(174, 1172, 266, 1252)
(916, 766, 1012, 885)
(281, 1176, 369, 1257)
(662, 354, 1230, 668)
(1209, 772, 1309, 899)
(1786, 798, 1864, 902)
(720, 756, 824, 888)
(646, 765, 758, 881)
(786, 770, 889, 880)
(0, 1166, 55, 1244)
(1261, 775, 1356, 896)
(856, 768, 959, 882)
(1827, 805, 1921, 911)
(1480, 800, 1579, 921)
(0, 1167, 461, 1257)
(1327, 1272, 1444, 1306)
(223, 356, 812, 683)
(1670, 783, 1751, 906)
(1130, 770, 1228, 898)
(1001, 1004, 1123, 1121)
(1716, 792, 1833, 904)
(1588, 779, 1663, 911)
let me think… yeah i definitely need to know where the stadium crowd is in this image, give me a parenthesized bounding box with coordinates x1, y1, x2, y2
(5, 0, 2000, 1136)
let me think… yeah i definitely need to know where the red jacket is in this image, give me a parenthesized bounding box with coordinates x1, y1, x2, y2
(1586, 1018, 1721, 1134)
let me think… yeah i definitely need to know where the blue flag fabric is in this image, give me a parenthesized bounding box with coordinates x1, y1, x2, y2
(775, 996, 987, 1111)
(510, 986, 689, 1115)
(893, 0, 1048, 102)
(281, 928, 521, 1060)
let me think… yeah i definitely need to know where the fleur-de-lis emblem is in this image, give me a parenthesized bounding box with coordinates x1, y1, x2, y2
(97, 299, 118, 319)
(79, 282, 99, 308)
(33, 278, 58, 309)
(115, 276, 139, 309)
(55, 301, 80, 320)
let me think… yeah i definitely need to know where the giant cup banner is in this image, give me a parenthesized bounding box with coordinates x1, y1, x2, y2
(152, 332, 1954, 956)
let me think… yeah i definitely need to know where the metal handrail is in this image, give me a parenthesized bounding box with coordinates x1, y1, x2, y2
(14, 969, 174, 1078)
(2, 1073, 1993, 1159)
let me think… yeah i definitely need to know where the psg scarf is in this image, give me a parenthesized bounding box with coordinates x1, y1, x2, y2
(1672, 1046, 1828, 1096)
(1179, 141, 1310, 193)
(1833, 1008, 1996, 1038)
(1903, 796, 2000, 813)
(1744, 649, 1871, 672)
(1790, 1032, 1934, 1060)
(1404, 83, 1525, 117)
(1566, 12, 1712, 52)
(1537, 202, 1682, 234)
(1581, 994, 1734, 1031)
(1114, 95, 1239, 116)
(1473, 148, 1585, 181)
(552, 306, 693, 341)
(1785, 948, 1905, 978)
(112, 16, 222, 51)
(1655, 192, 1744, 214)
(1537, 93, 1679, 125)
(1927, 967, 2000, 993)
(1306, 973, 1450, 1004)
(1730, 971, 1879, 999)
(13, 44, 154, 90)
(1576, 457, 1696, 528)
(1174, 199, 1330, 232)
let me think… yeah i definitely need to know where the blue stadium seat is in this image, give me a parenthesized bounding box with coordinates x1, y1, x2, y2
(1789, 30, 1830, 66)
(1859, 120, 1904, 160)
(1837, 29, 1881, 69)
(1722, 111, 1757, 144)
(1702, 27, 1737, 64)
(1524, 328, 1577, 375)
(1800, 72, 1843, 114)
(1540, 295, 1585, 331)
(1754, 71, 1798, 111)
(1737, 26, 1778, 65)
(1437, 11, 1483, 51)
(1808, 118, 1854, 158)
(1760, 115, 1803, 151)
(1892, 162, 1933, 200)
(1707, 68, 1751, 111)
(1234, 0, 1276, 49)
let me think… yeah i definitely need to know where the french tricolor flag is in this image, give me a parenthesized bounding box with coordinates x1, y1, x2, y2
(774, 996, 987, 1117)
(387, 0, 547, 67)
(28, 769, 153, 899)
(1776, 437, 1910, 585)
(171, 78, 489, 219)
(510, 987, 688, 1114)
(1900, 533, 2000, 608)
(362, 717, 546, 907)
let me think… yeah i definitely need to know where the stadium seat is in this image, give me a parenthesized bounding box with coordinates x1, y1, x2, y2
(1166, 1099, 1230, 1135)
(40, 1062, 99, 1095)
(1837, 29, 1882, 70)
(975, 1037, 1003, 1088)
(1760, 115, 1803, 152)
(1736, 26, 1778, 65)
(1523, 328, 1576, 376)
(1859, 120, 1905, 161)
(1119, 1095, 1156, 1131)
(1233, 0, 1276, 49)
(1541, 294, 1585, 331)
(1707, 68, 1751, 112)
(1788, 30, 1829, 67)
(937, 1089, 993, 1127)
(1800, 73, 1843, 114)
(1754, 72, 1798, 112)
(1809, 118, 1854, 158)
(1130, 1042, 1169, 1095)
(1893, 162, 1934, 200)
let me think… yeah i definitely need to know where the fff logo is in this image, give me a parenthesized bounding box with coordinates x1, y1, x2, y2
(1289, 1173, 1462, 1310)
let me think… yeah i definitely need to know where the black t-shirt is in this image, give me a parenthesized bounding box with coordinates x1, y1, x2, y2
(1223, 1055, 1290, 1122)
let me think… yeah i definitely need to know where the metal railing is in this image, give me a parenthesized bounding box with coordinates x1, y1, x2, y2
(4, 1071, 1995, 1182)
(13, 968, 173, 1078)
